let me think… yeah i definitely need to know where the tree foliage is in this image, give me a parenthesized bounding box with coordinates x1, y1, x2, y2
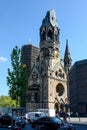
(0, 95, 16, 107)
(7, 46, 28, 107)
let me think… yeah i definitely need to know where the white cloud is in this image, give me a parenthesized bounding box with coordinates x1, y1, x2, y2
(0, 57, 7, 62)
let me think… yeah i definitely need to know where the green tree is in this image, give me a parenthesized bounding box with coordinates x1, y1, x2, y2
(7, 46, 28, 107)
(0, 95, 16, 108)
(20, 64, 28, 107)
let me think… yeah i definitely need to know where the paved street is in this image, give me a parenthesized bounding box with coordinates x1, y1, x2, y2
(74, 124, 87, 130)
(0, 123, 87, 130)
(0, 123, 34, 130)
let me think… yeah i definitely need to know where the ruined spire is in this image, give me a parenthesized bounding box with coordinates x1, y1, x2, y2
(64, 39, 72, 74)
(41, 9, 58, 27)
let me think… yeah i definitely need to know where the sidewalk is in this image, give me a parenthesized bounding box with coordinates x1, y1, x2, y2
(67, 117, 87, 125)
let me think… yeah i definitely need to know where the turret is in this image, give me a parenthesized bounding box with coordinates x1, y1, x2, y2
(64, 40, 72, 74)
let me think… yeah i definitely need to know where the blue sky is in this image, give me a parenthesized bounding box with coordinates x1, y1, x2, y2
(0, 0, 87, 96)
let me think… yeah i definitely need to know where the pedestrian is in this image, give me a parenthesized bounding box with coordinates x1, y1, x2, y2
(62, 112, 67, 123)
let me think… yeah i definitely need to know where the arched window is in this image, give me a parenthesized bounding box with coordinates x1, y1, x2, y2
(59, 69, 62, 73)
(35, 92, 39, 102)
(42, 31, 46, 40)
(55, 71, 58, 76)
(47, 30, 53, 40)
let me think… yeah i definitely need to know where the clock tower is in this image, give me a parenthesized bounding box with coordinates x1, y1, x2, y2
(27, 10, 69, 114)
(40, 10, 61, 68)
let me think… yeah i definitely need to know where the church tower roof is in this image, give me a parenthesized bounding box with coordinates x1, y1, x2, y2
(41, 9, 58, 27)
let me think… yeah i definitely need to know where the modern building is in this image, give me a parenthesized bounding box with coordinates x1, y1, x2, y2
(26, 10, 71, 113)
(69, 59, 87, 115)
(21, 44, 39, 77)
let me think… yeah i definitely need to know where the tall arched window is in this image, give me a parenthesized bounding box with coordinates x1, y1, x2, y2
(47, 30, 53, 40)
(42, 31, 46, 40)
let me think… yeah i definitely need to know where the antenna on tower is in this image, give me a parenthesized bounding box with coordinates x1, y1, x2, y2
(29, 38, 31, 43)
(28, 38, 32, 45)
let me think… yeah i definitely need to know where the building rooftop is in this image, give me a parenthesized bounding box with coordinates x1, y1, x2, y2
(75, 59, 87, 66)
(69, 59, 87, 73)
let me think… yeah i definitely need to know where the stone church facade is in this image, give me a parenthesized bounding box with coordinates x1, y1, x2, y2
(26, 10, 71, 113)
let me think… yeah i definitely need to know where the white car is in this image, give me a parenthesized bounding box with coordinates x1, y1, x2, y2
(36, 108, 55, 117)
(25, 111, 47, 123)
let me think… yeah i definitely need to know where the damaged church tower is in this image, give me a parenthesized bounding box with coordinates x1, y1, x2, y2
(26, 10, 71, 113)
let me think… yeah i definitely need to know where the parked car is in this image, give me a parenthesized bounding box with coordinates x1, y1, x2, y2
(0, 113, 15, 127)
(60, 121, 76, 130)
(0, 113, 26, 128)
(25, 111, 47, 123)
(36, 108, 55, 117)
(31, 116, 76, 130)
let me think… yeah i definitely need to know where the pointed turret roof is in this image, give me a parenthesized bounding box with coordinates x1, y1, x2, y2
(64, 40, 72, 74)
(64, 40, 71, 60)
